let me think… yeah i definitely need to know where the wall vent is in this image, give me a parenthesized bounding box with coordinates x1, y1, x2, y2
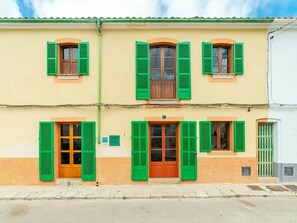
(242, 166, 251, 176)
(284, 167, 294, 176)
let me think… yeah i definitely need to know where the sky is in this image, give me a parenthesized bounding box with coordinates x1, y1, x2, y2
(1, 0, 297, 18)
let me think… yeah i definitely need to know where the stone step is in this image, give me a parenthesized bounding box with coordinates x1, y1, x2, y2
(148, 178, 181, 185)
(55, 178, 82, 186)
(258, 177, 279, 184)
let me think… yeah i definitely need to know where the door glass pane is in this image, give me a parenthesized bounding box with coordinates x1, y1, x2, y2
(164, 69, 174, 80)
(151, 138, 162, 149)
(61, 153, 70, 164)
(165, 124, 176, 136)
(213, 48, 219, 56)
(73, 138, 81, 150)
(151, 150, 162, 162)
(164, 58, 174, 68)
(165, 150, 176, 161)
(164, 47, 174, 57)
(151, 48, 160, 57)
(151, 125, 162, 136)
(73, 124, 81, 136)
(151, 69, 161, 80)
(61, 124, 69, 136)
(222, 58, 228, 66)
(151, 58, 161, 69)
(73, 153, 81, 164)
(61, 139, 70, 150)
(165, 137, 176, 148)
(211, 123, 217, 149)
(220, 123, 228, 149)
(222, 48, 228, 56)
(72, 48, 78, 60)
(222, 66, 228, 74)
(213, 56, 219, 66)
(63, 48, 69, 60)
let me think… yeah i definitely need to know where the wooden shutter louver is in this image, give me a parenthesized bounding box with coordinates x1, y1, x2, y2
(177, 42, 191, 100)
(136, 42, 150, 100)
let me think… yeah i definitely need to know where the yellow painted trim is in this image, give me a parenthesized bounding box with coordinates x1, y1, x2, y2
(144, 117, 184, 122)
(207, 116, 237, 121)
(55, 38, 81, 44)
(210, 38, 236, 44)
(208, 75, 237, 83)
(53, 76, 83, 84)
(50, 117, 86, 122)
(148, 37, 179, 45)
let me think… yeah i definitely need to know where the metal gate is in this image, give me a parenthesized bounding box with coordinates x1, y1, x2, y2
(258, 123, 274, 177)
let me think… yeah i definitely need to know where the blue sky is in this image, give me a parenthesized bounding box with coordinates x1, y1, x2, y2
(2, 0, 297, 18)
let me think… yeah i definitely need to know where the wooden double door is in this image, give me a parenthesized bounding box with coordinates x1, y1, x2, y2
(59, 123, 82, 178)
(149, 123, 179, 178)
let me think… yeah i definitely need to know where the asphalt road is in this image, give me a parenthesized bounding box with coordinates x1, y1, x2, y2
(0, 197, 297, 223)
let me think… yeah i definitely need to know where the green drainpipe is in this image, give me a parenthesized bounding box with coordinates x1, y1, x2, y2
(97, 19, 102, 144)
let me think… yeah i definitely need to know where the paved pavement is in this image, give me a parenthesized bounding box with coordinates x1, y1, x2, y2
(0, 183, 297, 200)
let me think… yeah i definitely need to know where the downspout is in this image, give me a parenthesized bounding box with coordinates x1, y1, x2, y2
(97, 19, 102, 144)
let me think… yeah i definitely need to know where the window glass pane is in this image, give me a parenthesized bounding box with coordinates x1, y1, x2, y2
(211, 123, 217, 149)
(73, 124, 81, 136)
(61, 153, 70, 164)
(61, 139, 70, 150)
(220, 123, 228, 149)
(151, 48, 160, 57)
(165, 58, 174, 68)
(165, 150, 176, 161)
(213, 66, 219, 74)
(164, 47, 174, 57)
(61, 124, 69, 136)
(152, 69, 161, 80)
(151, 125, 162, 136)
(73, 138, 81, 150)
(165, 69, 174, 80)
(213, 48, 219, 56)
(74, 153, 81, 164)
(151, 138, 162, 149)
(151, 150, 162, 162)
(72, 48, 78, 60)
(165, 137, 176, 149)
(63, 48, 69, 60)
(165, 124, 176, 136)
(213, 56, 219, 66)
(222, 58, 228, 66)
(222, 48, 228, 56)
(151, 58, 161, 69)
(222, 66, 228, 74)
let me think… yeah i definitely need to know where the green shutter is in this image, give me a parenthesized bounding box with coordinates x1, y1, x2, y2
(47, 42, 57, 76)
(199, 121, 211, 152)
(180, 121, 197, 180)
(202, 42, 213, 74)
(233, 43, 244, 75)
(177, 42, 191, 100)
(39, 122, 54, 181)
(131, 121, 148, 181)
(78, 42, 89, 75)
(82, 121, 96, 181)
(136, 41, 150, 100)
(234, 121, 245, 152)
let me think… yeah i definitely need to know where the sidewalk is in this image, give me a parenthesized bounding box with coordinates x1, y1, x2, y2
(0, 183, 297, 200)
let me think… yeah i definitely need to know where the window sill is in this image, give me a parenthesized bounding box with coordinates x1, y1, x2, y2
(207, 150, 237, 156)
(212, 73, 235, 79)
(57, 75, 79, 80)
(148, 100, 179, 105)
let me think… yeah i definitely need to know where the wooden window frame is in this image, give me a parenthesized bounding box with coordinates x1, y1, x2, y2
(58, 43, 78, 75)
(211, 121, 231, 151)
(150, 44, 177, 100)
(213, 44, 233, 74)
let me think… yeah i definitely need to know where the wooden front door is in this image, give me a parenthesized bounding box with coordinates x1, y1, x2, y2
(59, 123, 82, 178)
(150, 123, 178, 178)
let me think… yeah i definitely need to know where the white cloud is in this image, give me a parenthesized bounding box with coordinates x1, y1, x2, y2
(0, 0, 21, 17)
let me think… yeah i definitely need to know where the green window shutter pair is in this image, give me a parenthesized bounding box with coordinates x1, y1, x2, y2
(199, 121, 245, 152)
(131, 121, 149, 181)
(180, 121, 197, 180)
(46, 42, 89, 75)
(39, 121, 96, 181)
(135, 41, 191, 100)
(202, 42, 244, 75)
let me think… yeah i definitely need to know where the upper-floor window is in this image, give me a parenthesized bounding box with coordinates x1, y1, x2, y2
(150, 46, 176, 99)
(136, 41, 191, 101)
(202, 40, 244, 75)
(60, 45, 78, 74)
(47, 41, 89, 76)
